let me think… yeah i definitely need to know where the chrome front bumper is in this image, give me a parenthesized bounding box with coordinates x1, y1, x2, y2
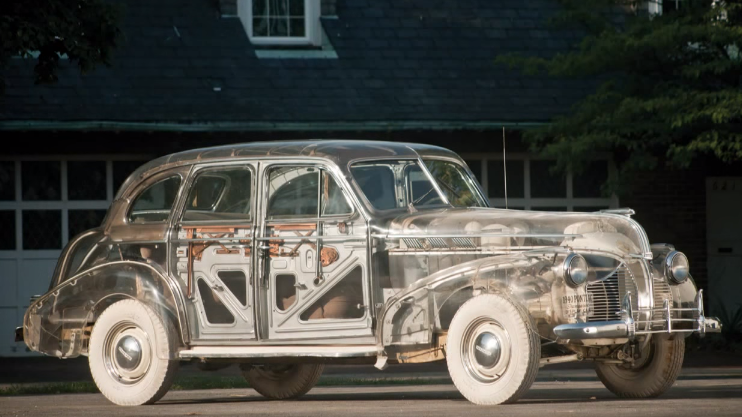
(554, 289, 722, 340)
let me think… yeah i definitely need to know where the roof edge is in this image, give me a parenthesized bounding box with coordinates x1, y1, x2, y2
(0, 120, 548, 132)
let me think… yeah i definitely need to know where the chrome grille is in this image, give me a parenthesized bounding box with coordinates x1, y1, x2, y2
(652, 276, 674, 328)
(587, 265, 637, 322)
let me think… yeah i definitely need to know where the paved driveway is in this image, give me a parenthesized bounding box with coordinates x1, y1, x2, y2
(1, 369, 741, 417)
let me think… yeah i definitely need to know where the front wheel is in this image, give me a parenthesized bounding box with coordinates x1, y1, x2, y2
(446, 294, 540, 405)
(88, 300, 179, 406)
(240, 363, 324, 400)
(595, 336, 685, 398)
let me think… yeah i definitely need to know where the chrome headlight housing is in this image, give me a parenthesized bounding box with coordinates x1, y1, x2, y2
(665, 251, 689, 284)
(563, 253, 589, 287)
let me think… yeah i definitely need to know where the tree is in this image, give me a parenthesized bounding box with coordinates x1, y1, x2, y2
(0, 0, 122, 94)
(497, 0, 742, 194)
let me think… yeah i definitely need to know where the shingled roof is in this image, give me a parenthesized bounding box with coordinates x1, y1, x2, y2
(0, 0, 592, 129)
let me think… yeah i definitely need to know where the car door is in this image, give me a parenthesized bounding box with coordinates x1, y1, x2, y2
(256, 162, 373, 341)
(172, 163, 257, 341)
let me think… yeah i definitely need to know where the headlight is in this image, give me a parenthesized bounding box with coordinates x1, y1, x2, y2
(563, 253, 589, 287)
(665, 251, 689, 284)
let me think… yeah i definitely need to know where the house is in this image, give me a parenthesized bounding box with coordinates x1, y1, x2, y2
(0, 0, 739, 356)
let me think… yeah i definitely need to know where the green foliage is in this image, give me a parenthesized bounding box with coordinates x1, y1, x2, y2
(716, 302, 742, 336)
(0, 0, 123, 94)
(497, 0, 742, 194)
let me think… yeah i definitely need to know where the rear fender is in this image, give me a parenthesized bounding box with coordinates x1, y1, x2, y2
(23, 261, 189, 359)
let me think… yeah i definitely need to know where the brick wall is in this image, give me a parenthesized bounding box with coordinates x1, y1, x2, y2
(621, 163, 709, 291)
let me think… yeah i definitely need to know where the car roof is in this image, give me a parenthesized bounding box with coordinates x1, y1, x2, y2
(115, 139, 460, 199)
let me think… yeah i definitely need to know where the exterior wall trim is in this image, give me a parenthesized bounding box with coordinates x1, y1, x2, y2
(0, 121, 548, 132)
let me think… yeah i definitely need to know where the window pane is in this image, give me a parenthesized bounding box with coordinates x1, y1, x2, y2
(129, 176, 181, 223)
(267, 167, 318, 218)
(321, 172, 352, 216)
(487, 160, 524, 199)
(69, 209, 107, 239)
(0, 162, 15, 201)
(530, 160, 566, 198)
(268, 17, 289, 36)
(424, 160, 485, 207)
(351, 165, 397, 210)
(23, 210, 61, 250)
(573, 161, 609, 198)
(113, 161, 143, 196)
(68, 161, 107, 200)
(253, 0, 267, 15)
(253, 17, 269, 36)
(464, 160, 482, 183)
(0, 210, 16, 250)
(22, 161, 60, 201)
(184, 168, 252, 221)
(288, 0, 305, 15)
(289, 18, 305, 37)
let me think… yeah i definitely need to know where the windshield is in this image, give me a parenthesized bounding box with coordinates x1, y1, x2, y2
(350, 160, 485, 210)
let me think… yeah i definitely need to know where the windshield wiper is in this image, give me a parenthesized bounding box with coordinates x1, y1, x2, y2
(407, 187, 435, 212)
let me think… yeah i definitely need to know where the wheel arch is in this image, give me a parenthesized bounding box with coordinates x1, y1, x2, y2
(377, 253, 538, 350)
(24, 260, 190, 359)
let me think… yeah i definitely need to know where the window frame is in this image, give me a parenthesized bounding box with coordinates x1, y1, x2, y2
(178, 163, 256, 225)
(238, 0, 322, 47)
(126, 175, 184, 225)
(264, 162, 356, 222)
(459, 153, 619, 212)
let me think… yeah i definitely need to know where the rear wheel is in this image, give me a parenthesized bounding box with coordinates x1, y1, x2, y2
(240, 363, 324, 400)
(88, 300, 179, 406)
(446, 294, 540, 405)
(595, 336, 685, 398)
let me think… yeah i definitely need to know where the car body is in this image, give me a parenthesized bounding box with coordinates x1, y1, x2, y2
(17, 140, 721, 405)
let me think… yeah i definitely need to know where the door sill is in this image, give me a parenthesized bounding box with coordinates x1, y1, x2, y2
(179, 344, 379, 359)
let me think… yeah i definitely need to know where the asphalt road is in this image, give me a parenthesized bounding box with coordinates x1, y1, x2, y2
(1, 371, 741, 417)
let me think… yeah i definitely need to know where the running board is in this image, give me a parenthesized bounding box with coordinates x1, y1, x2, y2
(179, 345, 379, 359)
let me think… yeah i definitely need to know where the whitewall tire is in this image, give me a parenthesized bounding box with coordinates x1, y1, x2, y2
(446, 294, 540, 405)
(88, 299, 179, 406)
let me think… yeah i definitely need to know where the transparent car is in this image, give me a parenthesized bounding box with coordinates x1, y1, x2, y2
(16, 140, 720, 406)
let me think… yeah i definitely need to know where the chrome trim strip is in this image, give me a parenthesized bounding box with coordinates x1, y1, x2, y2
(178, 345, 379, 359)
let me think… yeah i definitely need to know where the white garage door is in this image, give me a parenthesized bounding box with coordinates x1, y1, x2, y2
(706, 177, 742, 318)
(0, 157, 144, 356)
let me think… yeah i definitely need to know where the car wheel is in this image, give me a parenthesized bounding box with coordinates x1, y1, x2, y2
(595, 335, 684, 398)
(88, 299, 179, 406)
(446, 294, 540, 405)
(240, 363, 324, 400)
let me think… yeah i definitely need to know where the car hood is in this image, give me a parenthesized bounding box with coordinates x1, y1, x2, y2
(373, 207, 650, 258)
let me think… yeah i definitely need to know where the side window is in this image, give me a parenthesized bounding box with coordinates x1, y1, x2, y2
(267, 166, 319, 219)
(128, 176, 181, 223)
(321, 171, 352, 216)
(183, 168, 252, 221)
(351, 165, 397, 210)
(267, 166, 353, 219)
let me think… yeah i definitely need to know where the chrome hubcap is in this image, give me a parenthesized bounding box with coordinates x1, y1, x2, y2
(103, 323, 151, 385)
(115, 336, 142, 371)
(462, 318, 511, 384)
(473, 332, 501, 368)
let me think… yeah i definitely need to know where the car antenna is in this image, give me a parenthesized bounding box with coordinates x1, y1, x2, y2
(503, 126, 508, 209)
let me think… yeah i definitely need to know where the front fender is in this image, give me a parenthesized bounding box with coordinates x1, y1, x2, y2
(377, 252, 565, 348)
(23, 261, 189, 359)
